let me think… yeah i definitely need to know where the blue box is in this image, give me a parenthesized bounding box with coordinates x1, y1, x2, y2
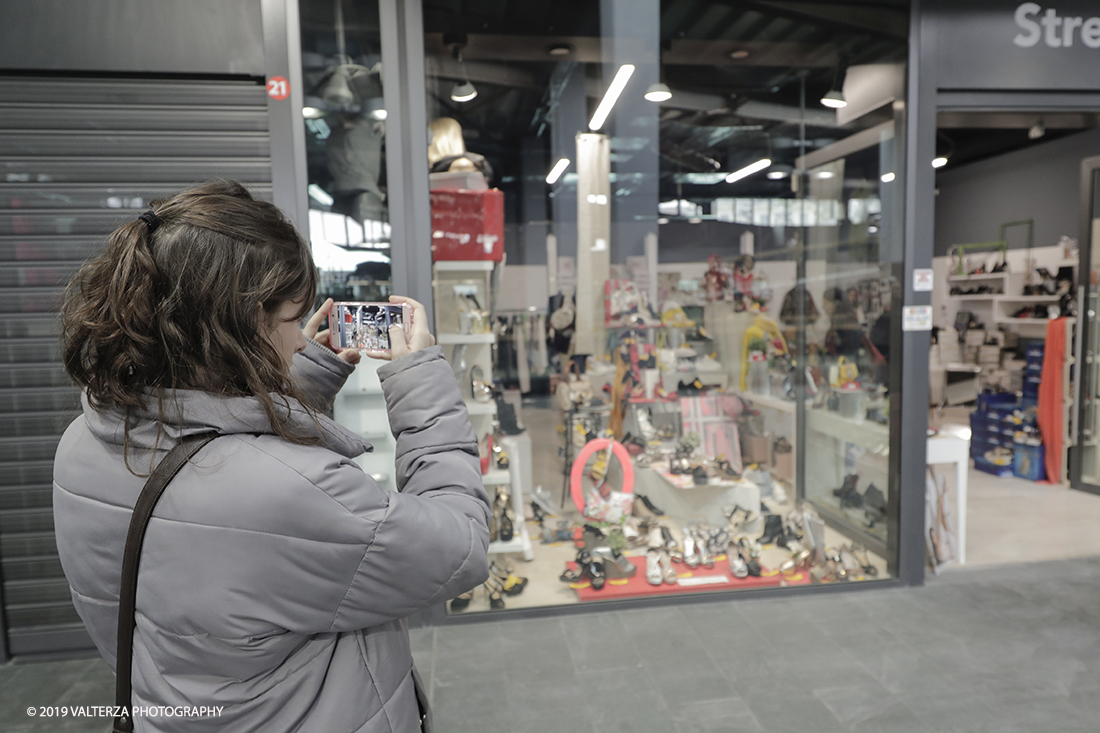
(1013, 443, 1046, 481)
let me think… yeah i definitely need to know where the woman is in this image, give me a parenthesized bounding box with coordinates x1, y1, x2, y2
(53, 180, 490, 732)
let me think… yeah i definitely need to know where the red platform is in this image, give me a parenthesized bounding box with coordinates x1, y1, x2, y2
(565, 554, 811, 602)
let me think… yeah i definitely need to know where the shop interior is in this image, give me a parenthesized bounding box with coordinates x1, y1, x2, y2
(297, 0, 920, 615)
(929, 110, 1100, 568)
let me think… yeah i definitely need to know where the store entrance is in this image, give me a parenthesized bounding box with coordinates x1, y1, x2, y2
(930, 108, 1100, 567)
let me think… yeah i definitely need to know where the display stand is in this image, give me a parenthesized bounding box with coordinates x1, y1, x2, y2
(433, 260, 532, 563)
(487, 434, 534, 561)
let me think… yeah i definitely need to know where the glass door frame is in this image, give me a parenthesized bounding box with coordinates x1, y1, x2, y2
(1072, 155, 1100, 495)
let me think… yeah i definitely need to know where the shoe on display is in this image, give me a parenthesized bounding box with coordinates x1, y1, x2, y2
(645, 548, 664, 585)
(728, 548, 749, 578)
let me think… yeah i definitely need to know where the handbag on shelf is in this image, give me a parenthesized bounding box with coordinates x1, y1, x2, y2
(113, 432, 219, 733)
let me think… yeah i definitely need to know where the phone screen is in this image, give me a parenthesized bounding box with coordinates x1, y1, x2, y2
(329, 302, 409, 351)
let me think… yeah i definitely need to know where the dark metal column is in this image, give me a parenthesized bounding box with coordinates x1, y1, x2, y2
(895, 0, 936, 584)
(379, 0, 434, 329)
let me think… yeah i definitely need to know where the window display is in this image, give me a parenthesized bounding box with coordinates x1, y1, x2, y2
(417, 0, 907, 613)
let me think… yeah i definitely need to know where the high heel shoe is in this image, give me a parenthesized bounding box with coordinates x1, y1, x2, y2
(449, 590, 473, 612)
(485, 577, 506, 610)
(490, 561, 528, 596)
(645, 548, 663, 586)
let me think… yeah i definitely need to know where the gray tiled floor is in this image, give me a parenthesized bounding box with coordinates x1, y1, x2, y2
(5, 557, 1100, 732)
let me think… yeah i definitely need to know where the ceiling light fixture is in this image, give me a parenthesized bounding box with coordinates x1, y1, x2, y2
(546, 157, 570, 184)
(446, 32, 478, 103)
(820, 89, 847, 109)
(589, 64, 635, 131)
(302, 106, 323, 119)
(932, 156, 949, 168)
(814, 170, 836, 179)
(729, 49, 750, 60)
(767, 170, 787, 180)
(726, 158, 772, 184)
(881, 172, 896, 183)
(546, 43, 574, 57)
(644, 82, 672, 103)
(450, 80, 478, 102)
(1028, 121, 1046, 140)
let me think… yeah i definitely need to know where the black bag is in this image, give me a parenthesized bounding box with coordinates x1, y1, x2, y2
(113, 432, 218, 733)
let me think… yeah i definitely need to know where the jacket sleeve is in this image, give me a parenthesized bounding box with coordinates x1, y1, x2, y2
(327, 346, 490, 630)
(290, 337, 355, 413)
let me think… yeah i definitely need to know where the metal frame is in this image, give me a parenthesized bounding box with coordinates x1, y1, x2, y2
(1072, 155, 1100, 496)
(379, 0, 435, 329)
(261, 0, 309, 232)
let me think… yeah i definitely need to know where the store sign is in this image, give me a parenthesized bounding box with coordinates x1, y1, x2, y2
(930, 0, 1100, 90)
(913, 268, 934, 292)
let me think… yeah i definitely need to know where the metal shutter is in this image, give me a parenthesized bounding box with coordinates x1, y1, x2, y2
(0, 75, 273, 657)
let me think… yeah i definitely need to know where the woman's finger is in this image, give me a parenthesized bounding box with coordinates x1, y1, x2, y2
(303, 298, 333, 339)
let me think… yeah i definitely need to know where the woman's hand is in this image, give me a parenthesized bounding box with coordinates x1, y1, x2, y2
(364, 295, 436, 361)
(305, 297, 361, 365)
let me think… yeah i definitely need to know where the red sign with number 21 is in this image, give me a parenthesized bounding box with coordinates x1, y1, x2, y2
(267, 76, 290, 100)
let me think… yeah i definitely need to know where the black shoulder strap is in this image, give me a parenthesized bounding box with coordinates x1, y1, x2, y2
(113, 432, 218, 733)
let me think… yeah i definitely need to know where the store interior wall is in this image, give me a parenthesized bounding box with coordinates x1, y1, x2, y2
(0, 0, 265, 75)
(934, 127, 1100, 258)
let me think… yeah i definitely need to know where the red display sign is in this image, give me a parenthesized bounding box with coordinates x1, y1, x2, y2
(430, 189, 505, 262)
(266, 76, 290, 100)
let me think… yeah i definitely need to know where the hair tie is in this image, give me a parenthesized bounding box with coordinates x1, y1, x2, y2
(138, 210, 162, 232)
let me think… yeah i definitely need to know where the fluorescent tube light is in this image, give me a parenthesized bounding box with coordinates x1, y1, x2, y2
(308, 184, 334, 206)
(589, 64, 635, 131)
(546, 158, 570, 185)
(725, 158, 772, 184)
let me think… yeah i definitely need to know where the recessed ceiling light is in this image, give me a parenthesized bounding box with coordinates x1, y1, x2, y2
(546, 43, 574, 57)
(729, 49, 750, 60)
(814, 170, 835, 179)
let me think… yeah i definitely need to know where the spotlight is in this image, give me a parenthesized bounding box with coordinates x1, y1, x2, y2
(450, 80, 478, 102)
(932, 157, 948, 168)
(881, 172, 896, 183)
(644, 83, 672, 103)
(302, 106, 323, 119)
(767, 170, 787, 180)
(1028, 121, 1045, 140)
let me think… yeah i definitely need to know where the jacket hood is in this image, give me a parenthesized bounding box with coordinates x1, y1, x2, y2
(80, 389, 372, 459)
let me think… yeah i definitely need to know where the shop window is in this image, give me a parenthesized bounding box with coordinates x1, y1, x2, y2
(419, 0, 909, 613)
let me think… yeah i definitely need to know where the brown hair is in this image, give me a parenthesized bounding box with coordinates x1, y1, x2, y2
(61, 180, 319, 470)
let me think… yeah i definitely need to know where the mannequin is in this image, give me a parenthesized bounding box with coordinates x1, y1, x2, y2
(427, 117, 493, 183)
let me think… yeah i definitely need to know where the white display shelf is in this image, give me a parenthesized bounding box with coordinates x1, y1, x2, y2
(947, 272, 1008, 282)
(742, 391, 796, 414)
(467, 402, 498, 416)
(483, 469, 511, 486)
(487, 537, 528, 555)
(996, 295, 1060, 302)
(433, 260, 495, 272)
(437, 332, 496, 345)
(806, 409, 890, 453)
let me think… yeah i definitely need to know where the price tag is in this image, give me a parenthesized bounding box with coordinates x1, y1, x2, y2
(266, 76, 290, 100)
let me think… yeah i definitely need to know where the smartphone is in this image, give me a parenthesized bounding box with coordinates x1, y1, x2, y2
(329, 301, 412, 352)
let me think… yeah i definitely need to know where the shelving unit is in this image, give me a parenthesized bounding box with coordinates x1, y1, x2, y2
(432, 260, 534, 565)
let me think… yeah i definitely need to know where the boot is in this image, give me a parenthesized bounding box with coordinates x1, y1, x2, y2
(758, 514, 783, 545)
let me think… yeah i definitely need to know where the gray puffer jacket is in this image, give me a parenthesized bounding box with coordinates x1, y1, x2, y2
(53, 342, 490, 732)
